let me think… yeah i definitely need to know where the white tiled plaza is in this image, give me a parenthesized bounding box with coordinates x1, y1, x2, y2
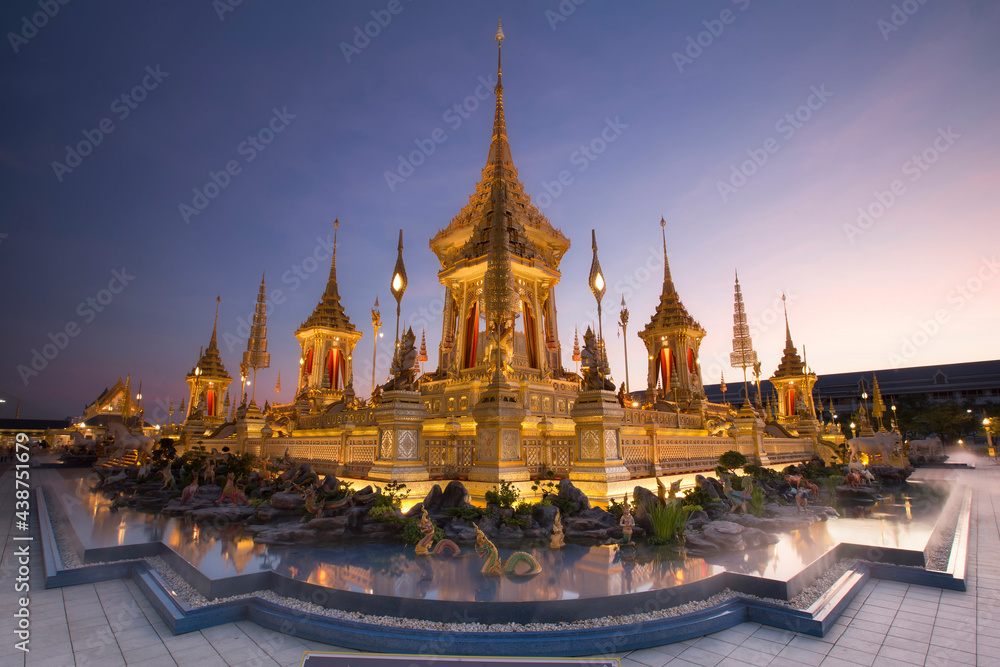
(1, 453, 992, 667)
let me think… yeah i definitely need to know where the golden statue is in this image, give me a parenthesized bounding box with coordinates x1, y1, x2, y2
(550, 509, 564, 549)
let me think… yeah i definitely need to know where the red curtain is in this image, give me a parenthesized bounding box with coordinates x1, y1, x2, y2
(327, 349, 343, 389)
(206, 388, 214, 416)
(659, 348, 671, 391)
(787, 387, 795, 415)
(305, 348, 314, 375)
(687, 348, 695, 375)
(463, 303, 479, 369)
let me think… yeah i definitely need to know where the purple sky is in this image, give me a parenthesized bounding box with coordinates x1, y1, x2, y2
(2, 1, 998, 420)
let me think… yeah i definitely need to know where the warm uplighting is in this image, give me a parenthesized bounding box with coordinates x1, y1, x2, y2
(392, 273, 403, 291)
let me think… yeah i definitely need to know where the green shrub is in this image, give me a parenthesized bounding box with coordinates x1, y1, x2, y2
(484, 480, 519, 508)
(373, 480, 409, 510)
(747, 478, 765, 517)
(718, 450, 748, 473)
(550, 496, 578, 516)
(606, 497, 625, 519)
(444, 506, 483, 521)
(682, 486, 715, 509)
(368, 504, 398, 520)
(501, 514, 529, 527)
(743, 464, 779, 481)
(514, 500, 534, 516)
(647, 503, 698, 543)
(401, 519, 444, 544)
(530, 479, 558, 500)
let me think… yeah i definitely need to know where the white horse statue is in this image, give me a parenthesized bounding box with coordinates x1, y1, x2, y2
(69, 431, 99, 447)
(105, 422, 155, 459)
(908, 436, 942, 457)
(848, 431, 902, 465)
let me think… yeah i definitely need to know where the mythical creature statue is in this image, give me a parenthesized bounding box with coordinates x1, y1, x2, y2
(105, 422, 155, 459)
(473, 524, 541, 577)
(550, 509, 564, 549)
(217, 473, 247, 506)
(382, 327, 419, 391)
(180, 477, 199, 505)
(667, 479, 681, 502)
(908, 436, 942, 457)
(848, 431, 902, 465)
(159, 466, 176, 490)
(296, 484, 325, 519)
(704, 417, 734, 437)
(619, 496, 635, 545)
(579, 326, 615, 391)
(414, 508, 460, 556)
(100, 470, 126, 488)
(723, 475, 752, 514)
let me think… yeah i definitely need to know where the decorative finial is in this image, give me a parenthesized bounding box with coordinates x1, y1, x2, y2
(495, 16, 504, 44)
(211, 294, 221, 346)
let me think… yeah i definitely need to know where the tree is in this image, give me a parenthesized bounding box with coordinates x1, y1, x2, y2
(718, 450, 748, 474)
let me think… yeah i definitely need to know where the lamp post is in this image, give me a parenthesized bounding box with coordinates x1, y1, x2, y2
(193, 366, 202, 414)
(390, 230, 407, 347)
(849, 422, 856, 439)
(618, 295, 630, 394)
(588, 230, 607, 381)
(984, 415, 994, 461)
(239, 361, 248, 407)
(371, 296, 382, 396)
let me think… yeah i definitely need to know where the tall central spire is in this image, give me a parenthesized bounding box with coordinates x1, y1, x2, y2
(209, 294, 221, 350)
(487, 16, 511, 168)
(660, 217, 677, 298)
(299, 218, 356, 333)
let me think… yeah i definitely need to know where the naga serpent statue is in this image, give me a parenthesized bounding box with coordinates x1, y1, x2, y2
(414, 508, 460, 556)
(473, 524, 541, 577)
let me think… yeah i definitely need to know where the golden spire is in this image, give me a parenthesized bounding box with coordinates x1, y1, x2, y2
(774, 293, 805, 376)
(325, 218, 339, 299)
(299, 219, 356, 333)
(487, 16, 511, 168)
(660, 217, 677, 298)
(782, 293, 791, 349)
(209, 295, 221, 351)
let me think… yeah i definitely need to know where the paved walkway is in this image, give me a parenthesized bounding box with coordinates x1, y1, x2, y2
(0, 452, 993, 666)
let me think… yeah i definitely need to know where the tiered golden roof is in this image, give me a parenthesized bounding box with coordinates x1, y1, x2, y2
(429, 19, 569, 271)
(191, 297, 231, 380)
(641, 219, 705, 336)
(298, 219, 356, 334)
(774, 294, 806, 377)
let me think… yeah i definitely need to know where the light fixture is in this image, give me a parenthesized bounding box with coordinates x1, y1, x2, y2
(390, 230, 407, 344)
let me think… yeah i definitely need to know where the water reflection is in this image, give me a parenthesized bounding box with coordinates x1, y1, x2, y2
(52, 475, 951, 603)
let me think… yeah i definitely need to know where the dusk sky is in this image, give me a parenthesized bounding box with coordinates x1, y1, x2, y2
(2, 1, 998, 420)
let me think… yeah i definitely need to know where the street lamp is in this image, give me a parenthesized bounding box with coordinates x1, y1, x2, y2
(984, 416, 994, 460)
(371, 296, 382, 396)
(618, 295, 629, 393)
(588, 230, 607, 380)
(849, 422, 856, 439)
(390, 230, 407, 346)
